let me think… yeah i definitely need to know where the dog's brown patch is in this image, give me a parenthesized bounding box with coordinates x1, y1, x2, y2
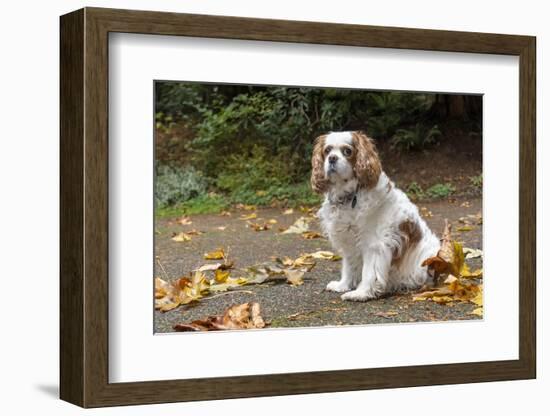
(351, 131, 381, 189)
(392, 219, 423, 266)
(310, 134, 329, 193)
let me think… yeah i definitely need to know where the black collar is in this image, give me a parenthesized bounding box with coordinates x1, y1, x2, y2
(329, 188, 358, 209)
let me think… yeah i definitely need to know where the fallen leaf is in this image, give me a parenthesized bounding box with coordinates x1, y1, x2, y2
(171, 232, 191, 242)
(461, 201, 471, 208)
(470, 307, 483, 316)
(176, 216, 192, 226)
(302, 231, 323, 240)
(214, 269, 231, 283)
(283, 269, 305, 286)
(420, 207, 433, 218)
(204, 248, 225, 260)
(216, 226, 227, 231)
(220, 211, 232, 216)
(282, 217, 310, 234)
(283, 208, 294, 215)
(463, 247, 483, 260)
(173, 302, 266, 331)
(247, 221, 271, 231)
(309, 250, 342, 261)
(154, 271, 210, 312)
(267, 219, 278, 224)
(457, 225, 474, 232)
(239, 212, 257, 220)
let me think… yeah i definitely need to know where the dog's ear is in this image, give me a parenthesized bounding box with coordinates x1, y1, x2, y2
(352, 131, 381, 189)
(310, 134, 329, 194)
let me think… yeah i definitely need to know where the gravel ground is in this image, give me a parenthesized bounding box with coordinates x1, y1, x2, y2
(154, 197, 482, 333)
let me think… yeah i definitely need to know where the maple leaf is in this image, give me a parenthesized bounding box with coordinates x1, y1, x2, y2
(173, 302, 266, 331)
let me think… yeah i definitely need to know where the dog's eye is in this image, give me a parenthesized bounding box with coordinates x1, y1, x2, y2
(342, 147, 352, 157)
(324, 146, 332, 155)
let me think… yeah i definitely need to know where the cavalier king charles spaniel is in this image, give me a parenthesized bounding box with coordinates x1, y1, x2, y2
(311, 131, 440, 301)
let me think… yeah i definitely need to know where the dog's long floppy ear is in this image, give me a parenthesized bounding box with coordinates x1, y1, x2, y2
(352, 131, 382, 189)
(310, 134, 329, 194)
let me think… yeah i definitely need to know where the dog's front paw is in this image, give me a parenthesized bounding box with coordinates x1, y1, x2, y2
(341, 289, 376, 302)
(326, 280, 352, 293)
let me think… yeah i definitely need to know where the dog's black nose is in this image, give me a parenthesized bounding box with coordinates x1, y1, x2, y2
(328, 155, 338, 164)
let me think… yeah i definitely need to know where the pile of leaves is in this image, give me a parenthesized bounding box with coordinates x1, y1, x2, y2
(174, 302, 266, 332)
(415, 220, 483, 316)
(154, 248, 341, 312)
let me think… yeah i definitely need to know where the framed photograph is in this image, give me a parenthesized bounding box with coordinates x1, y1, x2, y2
(60, 7, 536, 408)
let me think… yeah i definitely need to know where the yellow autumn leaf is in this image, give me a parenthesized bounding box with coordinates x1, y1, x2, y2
(214, 269, 231, 283)
(239, 212, 257, 220)
(204, 248, 225, 260)
(283, 208, 294, 215)
(470, 307, 483, 316)
(457, 225, 474, 232)
(171, 232, 191, 242)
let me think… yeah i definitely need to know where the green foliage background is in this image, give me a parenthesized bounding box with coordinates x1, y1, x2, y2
(154, 83, 481, 214)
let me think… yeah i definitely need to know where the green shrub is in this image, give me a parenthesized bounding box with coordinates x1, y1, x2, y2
(405, 182, 425, 200)
(391, 123, 441, 151)
(470, 174, 483, 188)
(155, 165, 208, 208)
(156, 194, 229, 218)
(426, 183, 455, 199)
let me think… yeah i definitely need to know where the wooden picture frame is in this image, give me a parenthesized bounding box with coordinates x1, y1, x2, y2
(60, 7, 536, 408)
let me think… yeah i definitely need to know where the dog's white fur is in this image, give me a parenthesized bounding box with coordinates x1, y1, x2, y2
(311, 131, 440, 301)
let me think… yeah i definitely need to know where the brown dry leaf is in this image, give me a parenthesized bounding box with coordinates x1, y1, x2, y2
(421, 220, 464, 279)
(282, 217, 310, 234)
(220, 211, 232, 217)
(283, 208, 294, 215)
(247, 221, 271, 231)
(173, 302, 266, 331)
(176, 216, 193, 226)
(461, 201, 471, 208)
(204, 248, 225, 260)
(302, 231, 323, 240)
(154, 272, 210, 312)
(239, 212, 257, 221)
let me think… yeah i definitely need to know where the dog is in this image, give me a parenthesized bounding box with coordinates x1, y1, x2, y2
(311, 131, 440, 301)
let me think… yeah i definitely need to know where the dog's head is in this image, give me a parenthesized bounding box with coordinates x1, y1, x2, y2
(310, 131, 381, 193)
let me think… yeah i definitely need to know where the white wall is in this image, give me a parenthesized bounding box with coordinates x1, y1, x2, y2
(0, 0, 546, 414)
